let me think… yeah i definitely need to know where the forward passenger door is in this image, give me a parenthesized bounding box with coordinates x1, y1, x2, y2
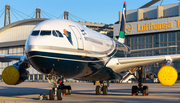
(69, 25, 84, 50)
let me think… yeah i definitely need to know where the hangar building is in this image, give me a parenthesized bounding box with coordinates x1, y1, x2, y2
(0, 18, 47, 81)
(114, 3, 180, 77)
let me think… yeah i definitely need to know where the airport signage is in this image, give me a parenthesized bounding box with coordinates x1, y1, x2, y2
(137, 22, 173, 32)
(175, 19, 180, 27)
(114, 17, 180, 36)
(125, 23, 133, 34)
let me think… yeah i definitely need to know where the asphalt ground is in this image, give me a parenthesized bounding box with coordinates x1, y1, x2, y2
(0, 82, 179, 103)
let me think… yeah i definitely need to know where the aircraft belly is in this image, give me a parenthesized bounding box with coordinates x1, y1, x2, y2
(27, 51, 105, 78)
(76, 67, 121, 81)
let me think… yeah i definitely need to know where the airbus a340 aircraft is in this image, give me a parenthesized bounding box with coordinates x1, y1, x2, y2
(0, 1, 179, 100)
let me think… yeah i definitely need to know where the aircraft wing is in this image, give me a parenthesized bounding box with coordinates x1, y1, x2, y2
(130, 45, 177, 53)
(106, 54, 180, 73)
(0, 54, 26, 62)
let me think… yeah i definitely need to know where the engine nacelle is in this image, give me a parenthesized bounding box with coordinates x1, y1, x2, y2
(158, 65, 177, 86)
(2, 65, 29, 85)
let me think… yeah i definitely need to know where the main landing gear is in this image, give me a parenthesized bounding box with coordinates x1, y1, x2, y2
(95, 81, 108, 95)
(47, 75, 71, 100)
(132, 66, 149, 96)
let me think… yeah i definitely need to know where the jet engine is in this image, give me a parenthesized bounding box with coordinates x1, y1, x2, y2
(2, 63, 29, 85)
(158, 65, 177, 86)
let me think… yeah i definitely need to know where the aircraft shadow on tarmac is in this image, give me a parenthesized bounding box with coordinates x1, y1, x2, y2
(0, 86, 49, 97)
(72, 89, 132, 96)
(72, 88, 180, 97)
(0, 87, 136, 97)
(0, 86, 179, 97)
(149, 91, 180, 94)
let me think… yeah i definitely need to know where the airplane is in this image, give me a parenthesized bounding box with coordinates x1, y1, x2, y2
(0, 1, 179, 100)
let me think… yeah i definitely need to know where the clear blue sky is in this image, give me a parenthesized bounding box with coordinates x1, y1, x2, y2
(0, 0, 179, 28)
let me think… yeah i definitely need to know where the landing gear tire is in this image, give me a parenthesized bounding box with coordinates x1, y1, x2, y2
(102, 86, 108, 95)
(132, 86, 138, 96)
(62, 88, 68, 95)
(57, 89, 62, 100)
(49, 89, 55, 100)
(62, 86, 71, 95)
(96, 85, 101, 95)
(132, 66, 149, 96)
(142, 86, 149, 96)
(67, 86, 71, 95)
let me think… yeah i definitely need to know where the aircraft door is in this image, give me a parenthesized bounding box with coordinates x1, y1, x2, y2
(70, 25, 84, 50)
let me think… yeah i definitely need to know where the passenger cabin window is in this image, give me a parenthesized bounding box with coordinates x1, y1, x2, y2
(40, 31, 51, 36)
(53, 30, 58, 37)
(56, 30, 63, 37)
(31, 31, 40, 36)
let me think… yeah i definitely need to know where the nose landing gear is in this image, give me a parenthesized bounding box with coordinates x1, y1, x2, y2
(47, 75, 71, 100)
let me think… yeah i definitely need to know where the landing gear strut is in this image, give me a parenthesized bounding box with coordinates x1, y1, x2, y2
(95, 81, 108, 95)
(47, 75, 71, 100)
(132, 66, 149, 96)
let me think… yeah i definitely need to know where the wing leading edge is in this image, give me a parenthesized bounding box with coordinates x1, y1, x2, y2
(0, 54, 26, 62)
(130, 45, 177, 53)
(106, 54, 180, 73)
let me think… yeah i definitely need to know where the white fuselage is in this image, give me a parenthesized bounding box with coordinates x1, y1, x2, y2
(25, 19, 128, 80)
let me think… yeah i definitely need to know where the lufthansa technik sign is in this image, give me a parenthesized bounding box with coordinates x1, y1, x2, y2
(137, 22, 173, 32)
(120, 18, 180, 35)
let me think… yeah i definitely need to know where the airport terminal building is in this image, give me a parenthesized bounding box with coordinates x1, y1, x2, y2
(114, 3, 180, 75)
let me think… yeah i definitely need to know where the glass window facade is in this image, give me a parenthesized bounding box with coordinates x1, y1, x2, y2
(125, 31, 180, 76)
(160, 33, 167, 42)
(146, 34, 152, 44)
(0, 47, 24, 71)
(125, 31, 180, 56)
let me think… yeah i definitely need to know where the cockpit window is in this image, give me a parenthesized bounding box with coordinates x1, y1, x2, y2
(53, 30, 58, 37)
(31, 31, 40, 36)
(40, 31, 51, 36)
(56, 30, 63, 37)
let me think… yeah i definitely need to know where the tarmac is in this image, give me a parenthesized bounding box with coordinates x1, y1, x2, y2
(0, 82, 179, 103)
